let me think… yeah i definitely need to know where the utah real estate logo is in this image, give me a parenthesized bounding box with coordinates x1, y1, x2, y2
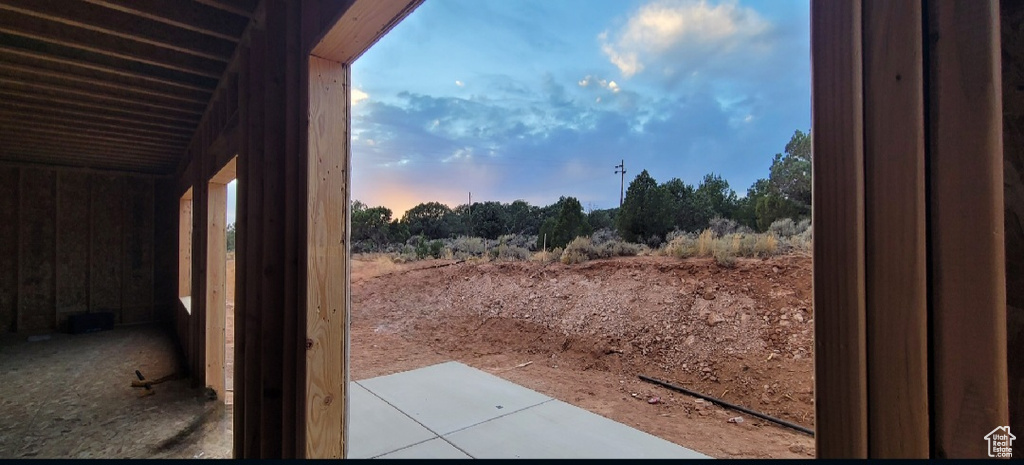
(985, 426, 1015, 458)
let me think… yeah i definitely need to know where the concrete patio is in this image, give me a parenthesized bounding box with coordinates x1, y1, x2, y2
(348, 362, 709, 459)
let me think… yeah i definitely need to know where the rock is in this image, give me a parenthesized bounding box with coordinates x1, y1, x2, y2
(648, 396, 661, 404)
(727, 416, 744, 423)
(793, 313, 804, 323)
(789, 444, 805, 454)
(685, 335, 696, 346)
(707, 312, 725, 326)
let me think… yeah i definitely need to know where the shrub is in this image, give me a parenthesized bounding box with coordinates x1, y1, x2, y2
(696, 229, 715, 256)
(713, 240, 737, 267)
(665, 233, 697, 258)
(768, 218, 809, 238)
(709, 217, 740, 237)
(597, 240, 642, 258)
(560, 236, 597, 264)
(589, 228, 620, 246)
(450, 236, 487, 259)
(753, 233, 778, 257)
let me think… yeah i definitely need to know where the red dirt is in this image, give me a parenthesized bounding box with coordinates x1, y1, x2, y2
(350, 254, 816, 459)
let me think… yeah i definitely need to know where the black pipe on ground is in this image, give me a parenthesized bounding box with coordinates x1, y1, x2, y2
(638, 374, 815, 437)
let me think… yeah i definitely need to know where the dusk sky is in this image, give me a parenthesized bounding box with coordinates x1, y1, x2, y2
(228, 0, 811, 223)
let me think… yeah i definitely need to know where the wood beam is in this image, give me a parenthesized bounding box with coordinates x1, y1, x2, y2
(0, 43, 215, 94)
(0, 9, 225, 78)
(0, 58, 207, 106)
(811, 0, 868, 458)
(206, 181, 228, 400)
(0, 0, 236, 61)
(0, 98, 195, 134)
(0, 72, 205, 115)
(0, 116, 190, 146)
(0, 151, 170, 173)
(194, 0, 260, 19)
(0, 79, 203, 120)
(305, 55, 349, 460)
(863, 0, 929, 457)
(926, 0, 1008, 457)
(0, 92, 198, 128)
(0, 128, 184, 154)
(310, 0, 422, 63)
(80, 0, 248, 43)
(0, 111, 192, 142)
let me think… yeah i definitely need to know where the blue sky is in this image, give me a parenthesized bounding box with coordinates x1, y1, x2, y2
(353, 0, 810, 217)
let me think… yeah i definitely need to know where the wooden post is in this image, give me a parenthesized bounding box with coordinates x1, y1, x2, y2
(304, 55, 349, 460)
(926, 0, 1009, 457)
(206, 181, 228, 399)
(811, 0, 868, 458)
(863, 0, 929, 457)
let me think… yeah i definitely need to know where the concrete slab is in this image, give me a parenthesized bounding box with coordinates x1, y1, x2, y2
(347, 382, 436, 459)
(358, 362, 551, 435)
(377, 439, 471, 459)
(444, 399, 710, 459)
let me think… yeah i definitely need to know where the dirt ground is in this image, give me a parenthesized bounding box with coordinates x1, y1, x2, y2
(349, 253, 816, 459)
(0, 325, 227, 459)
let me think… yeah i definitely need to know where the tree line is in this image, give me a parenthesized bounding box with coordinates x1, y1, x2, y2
(351, 129, 811, 251)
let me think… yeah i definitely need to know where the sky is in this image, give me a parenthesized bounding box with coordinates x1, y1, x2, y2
(228, 0, 811, 223)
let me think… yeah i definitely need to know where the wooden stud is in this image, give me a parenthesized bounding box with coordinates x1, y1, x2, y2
(194, 0, 259, 18)
(863, 1, 929, 456)
(242, 30, 266, 458)
(233, 44, 249, 458)
(811, 0, 868, 458)
(926, 0, 1009, 457)
(207, 181, 228, 399)
(305, 55, 349, 460)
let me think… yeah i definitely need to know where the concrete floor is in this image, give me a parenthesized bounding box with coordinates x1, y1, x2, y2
(0, 326, 707, 459)
(349, 362, 709, 459)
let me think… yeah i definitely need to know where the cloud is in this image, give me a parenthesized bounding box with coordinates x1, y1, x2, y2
(578, 75, 621, 93)
(352, 87, 369, 105)
(455, 80, 465, 87)
(600, 0, 773, 80)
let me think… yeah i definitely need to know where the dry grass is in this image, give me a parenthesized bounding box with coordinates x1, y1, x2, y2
(663, 228, 803, 266)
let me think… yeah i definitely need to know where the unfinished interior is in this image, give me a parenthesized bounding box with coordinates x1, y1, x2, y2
(0, 0, 1019, 458)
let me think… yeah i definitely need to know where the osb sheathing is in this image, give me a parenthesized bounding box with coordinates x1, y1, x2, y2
(0, 166, 166, 333)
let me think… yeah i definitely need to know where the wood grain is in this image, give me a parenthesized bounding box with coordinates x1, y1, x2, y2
(310, 0, 422, 63)
(811, 0, 868, 457)
(926, 0, 1009, 457)
(305, 55, 349, 459)
(862, 0, 929, 457)
(206, 181, 228, 398)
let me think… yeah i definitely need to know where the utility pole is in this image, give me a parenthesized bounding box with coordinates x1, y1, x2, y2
(614, 159, 626, 208)
(468, 192, 472, 234)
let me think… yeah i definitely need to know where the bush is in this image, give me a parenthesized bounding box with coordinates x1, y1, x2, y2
(709, 217, 741, 237)
(560, 236, 596, 264)
(597, 240, 642, 258)
(696, 229, 715, 256)
(753, 233, 778, 257)
(665, 233, 698, 258)
(449, 236, 487, 259)
(768, 217, 809, 238)
(713, 240, 737, 267)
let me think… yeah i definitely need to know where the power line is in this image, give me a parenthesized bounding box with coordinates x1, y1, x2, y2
(614, 159, 626, 208)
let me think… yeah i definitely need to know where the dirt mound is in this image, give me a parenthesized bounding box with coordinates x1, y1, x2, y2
(351, 254, 815, 458)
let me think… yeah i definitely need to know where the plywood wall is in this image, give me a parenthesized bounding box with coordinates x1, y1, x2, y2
(0, 164, 168, 333)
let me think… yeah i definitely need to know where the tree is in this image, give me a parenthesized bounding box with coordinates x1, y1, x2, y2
(587, 207, 617, 231)
(400, 202, 454, 239)
(766, 129, 812, 217)
(351, 201, 394, 247)
(694, 173, 738, 221)
(662, 178, 705, 232)
(538, 196, 591, 249)
(226, 223, 236, 252)
(507, 200, 541, 235)
(469, 201, 510, 239)
(616, 170, 673, 242)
